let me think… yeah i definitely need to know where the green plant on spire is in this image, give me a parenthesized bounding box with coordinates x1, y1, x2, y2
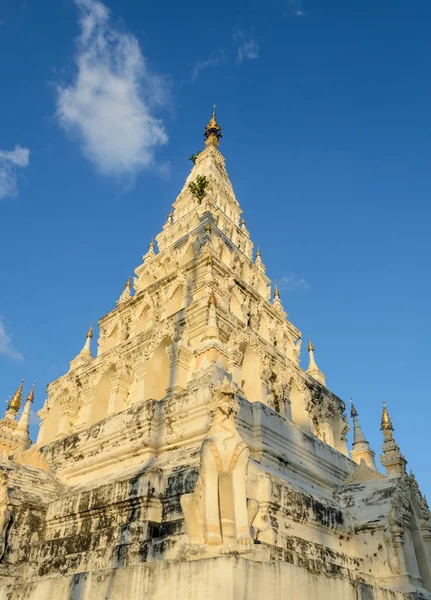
(189, 151, 202, 165)
(189, 174, 210, 203)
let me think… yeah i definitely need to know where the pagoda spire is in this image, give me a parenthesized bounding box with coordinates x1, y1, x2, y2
(69, 323, 93, 370)
(117, 276, 132, 305)
(350, 399, 377, 469)
(82, 322, 93, 356)
(143, 239, 156, 262)
(306, 337, 326, 386)
(350, 401, 366, 443)
(204, 106, 222, 148)
(6, 379, 24, 416)
(202, 290, 220, 341)
(255, 246, 265, 272)
(273, 283, 285, 316)
(13, 382, 35, 449)
(380, 401, 407, 477)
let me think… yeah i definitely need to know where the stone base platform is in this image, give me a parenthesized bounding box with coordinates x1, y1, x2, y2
(0, 555, 427, 600)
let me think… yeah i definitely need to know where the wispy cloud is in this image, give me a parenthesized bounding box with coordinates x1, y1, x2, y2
(190, 29, 259, 81)
(0, 317, 23, 362)
(234, 29, 259, 64)
(288, 0, 308, 17)
(278, 274, 310, 292)
(236, 39, 259, 63)
(191, 51, 226, 82)
(56, 0, 169, 177)
(0, 146, 30, 201)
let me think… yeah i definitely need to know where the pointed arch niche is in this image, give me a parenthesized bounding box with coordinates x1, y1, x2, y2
(166, 284, 183, 317)
(88, 366, 115, 426)
(134, 304, 151, 337)
(46, 402, 62, 442)
(229, 289, 243, 321)
(144, 337, 172, 401)
(289, 379, 312, 432)
(240, 344, 262, 403)
(99, 323, 119, 355)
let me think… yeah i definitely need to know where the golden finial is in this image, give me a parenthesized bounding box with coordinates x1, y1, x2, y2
(149, 238, 155, 250)
(204, 106, 222, 147)
(205, 222, 212, 233)
(308, 336, 314, 352)
(274, 283, 280, 299)
(125, 276, 131, 289)
(350, 398, 358, 418)
(240, 216, 246, 227)
(208, 290, 217, 306)
(256, 246, 261, 259)
(381, 401, 394, 432)
(8, 379, 24, 413)
(26, 382, 36, 403)
(86, 322, 93, 339)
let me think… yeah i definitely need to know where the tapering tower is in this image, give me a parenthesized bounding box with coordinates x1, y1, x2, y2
(13, 382, 35, 451)
(36, 109, 349, 463)
(3, 110, 428, 600)
(380, 401, 407, 477)
(5, 380, 24, 419)
(349, 399, 377, 469)
(306, 337, 326, 385)
(0, 380, 36, 455)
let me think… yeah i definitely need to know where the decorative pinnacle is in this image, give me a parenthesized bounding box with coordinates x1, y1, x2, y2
(125, 276, 131, 290)
(256, 246, 261, 259)
(8, 379, 24, 412)
(381, 401, 394, 432)
(274, 283, 280, 299)
(204, 106, 222, 147)
(26, 382, 36, 403)
(208, 290, 217, 306)
(149, 239, 155, 250)
(86, 322, 93, 339)
(350, 398, 358, 418)
(308, 336, 314, 352)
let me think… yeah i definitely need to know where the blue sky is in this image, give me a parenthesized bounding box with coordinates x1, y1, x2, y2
(0, 0, 430, 497)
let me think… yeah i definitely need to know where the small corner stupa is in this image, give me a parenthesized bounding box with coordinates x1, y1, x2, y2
(0, 110, 430, 600)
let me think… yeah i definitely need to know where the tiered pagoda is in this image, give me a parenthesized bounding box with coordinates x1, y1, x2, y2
(0, 112, 430, 600)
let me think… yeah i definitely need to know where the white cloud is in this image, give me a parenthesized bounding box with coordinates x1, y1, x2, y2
(56, 0, 168, 176)
(278, 274, 309, 292)
(191, 52, 225, 82)
(0, 146, 30, 200)
(0, 317, 23, 362)
(236, 39, 259, 63)
(288, 0, 308, 16)
(233, 29, 259, 64)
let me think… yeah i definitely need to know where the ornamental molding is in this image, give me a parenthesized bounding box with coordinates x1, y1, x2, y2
(409, 471, 430, 520)
(228, 329, 266, 362)
(14, 445, 51, 472)
(47, 375, 81, 408)
(143, 319, 176, 361)
(390, 476, 412, 527)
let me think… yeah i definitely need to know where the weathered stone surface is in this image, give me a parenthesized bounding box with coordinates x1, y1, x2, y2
(0, 557, 428, 600)
(1, 113, 430, 598)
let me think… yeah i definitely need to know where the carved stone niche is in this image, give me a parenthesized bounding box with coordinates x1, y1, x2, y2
(181, 378, 258, 547)
(271, 370, 293, 420)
